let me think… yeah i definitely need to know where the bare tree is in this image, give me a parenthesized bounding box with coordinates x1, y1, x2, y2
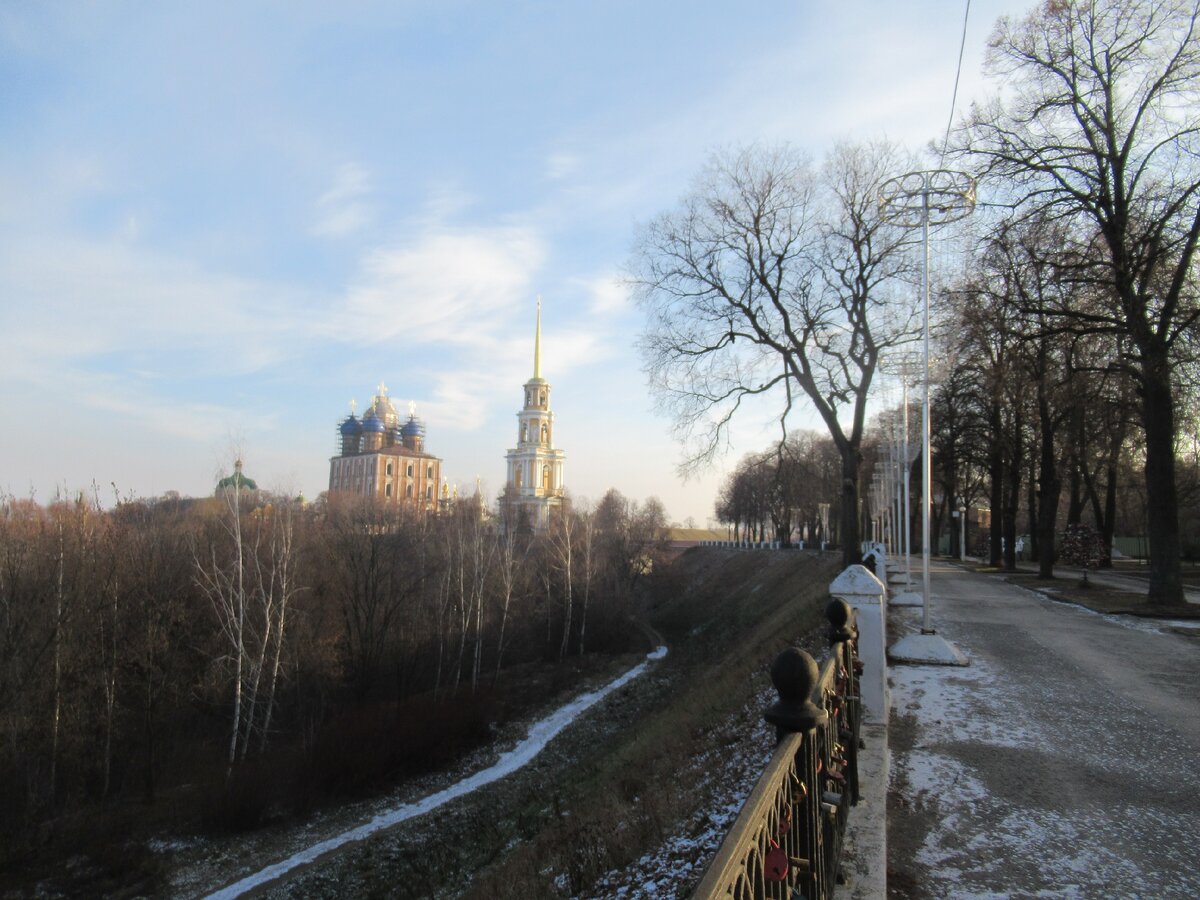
(632, 141, 919, 566)
(492, 510, 527, 683)
(548, 503, 576, 661)
(962, 0, 1200, 602)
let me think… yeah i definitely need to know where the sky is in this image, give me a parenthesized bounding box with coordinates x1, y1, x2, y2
(0, 0, 1037, 525)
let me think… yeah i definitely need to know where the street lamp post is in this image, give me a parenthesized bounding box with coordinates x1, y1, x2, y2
(880, 169, 975, 636)
(959, 505, 967, 561)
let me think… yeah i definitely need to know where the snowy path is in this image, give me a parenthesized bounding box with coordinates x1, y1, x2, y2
(887, 562, 1200, 897)
(205, 646, 669, 899)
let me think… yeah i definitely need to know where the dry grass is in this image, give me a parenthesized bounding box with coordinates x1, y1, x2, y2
(460, 548, 841, 899)
(1001, 571, 1200, 620)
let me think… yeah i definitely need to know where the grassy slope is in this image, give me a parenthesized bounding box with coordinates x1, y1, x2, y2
(460, 547, 840, 898)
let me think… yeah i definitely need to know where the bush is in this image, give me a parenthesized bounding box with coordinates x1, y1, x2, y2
(1060, 523, 1105, 568)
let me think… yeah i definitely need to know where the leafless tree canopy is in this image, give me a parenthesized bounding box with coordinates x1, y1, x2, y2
(632, 141, 919, 563)
(961, 0, 1200, 602)
(634, 142, 918, 466)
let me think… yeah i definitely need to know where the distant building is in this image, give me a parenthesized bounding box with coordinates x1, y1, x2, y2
(329, 384, 442, 510)
(503, 300, 565, 531)
(216, 459, 258, 497)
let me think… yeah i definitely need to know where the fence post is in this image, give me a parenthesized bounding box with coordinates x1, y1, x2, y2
(764, 647, 829, 898)
(829, 565, 888, 725)
(826, 598, 861, 806)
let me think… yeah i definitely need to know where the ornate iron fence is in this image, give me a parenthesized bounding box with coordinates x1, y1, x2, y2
(693, 599, 862, 899)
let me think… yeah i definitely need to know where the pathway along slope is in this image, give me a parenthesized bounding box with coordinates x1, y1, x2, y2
(205, 647, 669, 900)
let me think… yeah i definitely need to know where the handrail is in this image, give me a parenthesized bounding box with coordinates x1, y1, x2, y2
(693, 599, 862, 899)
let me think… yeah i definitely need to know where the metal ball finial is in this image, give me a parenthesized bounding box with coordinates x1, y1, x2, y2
(764, 646, 828, 735)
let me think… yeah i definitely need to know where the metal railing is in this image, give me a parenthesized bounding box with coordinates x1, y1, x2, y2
(693, 600, 862, 899)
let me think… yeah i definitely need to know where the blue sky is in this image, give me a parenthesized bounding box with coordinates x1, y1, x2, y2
(0, 1, 1034, 524)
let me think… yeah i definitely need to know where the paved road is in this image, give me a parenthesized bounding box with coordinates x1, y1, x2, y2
(887, 560, 1200, 898)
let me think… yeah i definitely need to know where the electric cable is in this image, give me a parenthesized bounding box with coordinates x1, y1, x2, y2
(938, 0, 973, 168)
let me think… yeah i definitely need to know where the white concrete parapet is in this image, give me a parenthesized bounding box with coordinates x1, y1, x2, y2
(830, 564, 889, 725)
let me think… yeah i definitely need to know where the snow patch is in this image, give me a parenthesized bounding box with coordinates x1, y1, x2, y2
(204, 647, 668, 899)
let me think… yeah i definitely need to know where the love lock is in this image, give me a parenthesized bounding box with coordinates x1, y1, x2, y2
(764, 838, 789, 882)
(778, 803, 793, 835)
(825, 769, 846, 785)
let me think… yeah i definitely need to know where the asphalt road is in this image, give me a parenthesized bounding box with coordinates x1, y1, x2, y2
(887, 560, 1200, 898)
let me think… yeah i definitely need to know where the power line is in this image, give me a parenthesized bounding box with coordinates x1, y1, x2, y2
(938, 0, 973, 168)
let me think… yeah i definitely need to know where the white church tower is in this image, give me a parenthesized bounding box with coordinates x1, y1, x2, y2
(504, 298, 565, 531)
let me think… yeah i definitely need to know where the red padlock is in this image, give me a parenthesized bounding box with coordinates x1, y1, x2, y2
(764, 838, 789, 882)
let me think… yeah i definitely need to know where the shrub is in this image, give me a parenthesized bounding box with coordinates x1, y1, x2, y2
(1060, 523, 1105, 568)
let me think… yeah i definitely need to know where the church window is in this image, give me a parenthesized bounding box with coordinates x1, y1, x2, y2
(406, 484, 413, 498)
(407, 463, 414, 477)
(515, 468, 523, 488)
(521, 423, 527, 442)
(386, 462, 393, 476)
(426, 485, 433, 499)
(543, 465, 552, 489)
(539, 391, 545, 406)
(385, 483, 392, 497)
(541, 424, 548, 443)
(427, 464, 433, 478)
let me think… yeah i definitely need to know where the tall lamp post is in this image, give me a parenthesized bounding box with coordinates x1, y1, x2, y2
(881, 352, 920, 591)
(880, 169, 974, 640)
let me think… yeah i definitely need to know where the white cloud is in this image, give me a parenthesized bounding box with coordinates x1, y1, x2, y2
(0, 234, 314, 386)
(572, 273, 629, 316)
(418, 182, 477, 224)
(335, 225, 545, 347)
(545, 152, 581, 180)
(311, 162, 374, 237)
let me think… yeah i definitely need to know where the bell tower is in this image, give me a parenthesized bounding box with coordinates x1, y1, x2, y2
(504, 298, 565, 530)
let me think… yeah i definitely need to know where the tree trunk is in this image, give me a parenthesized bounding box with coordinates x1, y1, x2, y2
(1035, 386, 1058, 578)
(1142, 358, 1184, 604)
(1003, 405, 1022, 572)
(988, 403, 1004, 567)
(1026, 453, 1039, 563)
(840, 446, 862, 567)
(1100, 463, 1118, 569)
(1037, 444, 1061, 580)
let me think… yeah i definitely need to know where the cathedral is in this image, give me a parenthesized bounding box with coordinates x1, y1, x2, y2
(503, 301, 566, 531)
(329, 385, 443, 510)
(326, 302, 564, 526)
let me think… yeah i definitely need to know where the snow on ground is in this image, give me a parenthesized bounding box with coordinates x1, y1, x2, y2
(889, 597, 1200, 898)
(202, 647, 669, 899)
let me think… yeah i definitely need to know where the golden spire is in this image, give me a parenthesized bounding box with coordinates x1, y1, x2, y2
(533, 295, 542, 380)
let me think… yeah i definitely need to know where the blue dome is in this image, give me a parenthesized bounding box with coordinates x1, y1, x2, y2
(361, 413, 386, 433)
(340, 415, 362, 436)
(401, 415, 426, 438)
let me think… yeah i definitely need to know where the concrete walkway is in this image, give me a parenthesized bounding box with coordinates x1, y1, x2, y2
(886, 560, 1200, 897)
